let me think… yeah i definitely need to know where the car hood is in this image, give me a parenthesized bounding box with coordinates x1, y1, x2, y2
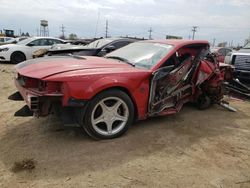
(239, 49, 250, 53)
(0, 43, 22, 49)
(50, 44, 84, 50)
(16, 56, 148, 79)
(49, 44, 97, 52)
(233, 49, 250, 56)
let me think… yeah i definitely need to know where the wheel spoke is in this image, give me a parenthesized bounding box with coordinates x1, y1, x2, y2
(93, 114, 105, 125)
(114, 113, 127, 122)
(106, 121, 113, 134)
(99, 101, 109, 111)
(110, 100, 122, 112)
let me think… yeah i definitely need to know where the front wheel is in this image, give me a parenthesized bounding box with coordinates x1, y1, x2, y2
(10, 51, 26, 64)
(80, 90, 134, 139)
(196, 94, 212, 110)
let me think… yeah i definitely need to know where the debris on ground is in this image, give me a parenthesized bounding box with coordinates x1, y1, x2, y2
(11, 158, 36, 173)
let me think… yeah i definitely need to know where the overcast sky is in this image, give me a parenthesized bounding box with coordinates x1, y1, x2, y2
(1, 0, 250, 45)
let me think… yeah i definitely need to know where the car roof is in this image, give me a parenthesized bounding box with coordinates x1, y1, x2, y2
(144, 39, 209, 47)
(99, 37, 142, 42)
(30, 36, 64, 41)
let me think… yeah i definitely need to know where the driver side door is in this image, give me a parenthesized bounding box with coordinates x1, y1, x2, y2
(148, 56, 194, 115)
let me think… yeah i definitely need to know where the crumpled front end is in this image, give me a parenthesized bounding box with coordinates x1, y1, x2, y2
(9, 73, 63, 117)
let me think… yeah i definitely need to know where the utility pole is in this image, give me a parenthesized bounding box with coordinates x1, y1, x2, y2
(148, 27, 153, 40)
(191, 26, 198, 40)
(105, 20, 109, 38)
(60, 24, 65, 39)
(94, 10, 100, 38)
(213, 38, 216, 47)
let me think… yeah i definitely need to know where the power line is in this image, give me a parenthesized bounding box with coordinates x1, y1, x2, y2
(191, 26, 198, 40)
(94, 11, 100, 38)
(148, 27, 153, 39)
(60, 24, 65, 38)
(105, 20, 109, 38)
(213, 38, 216, 47)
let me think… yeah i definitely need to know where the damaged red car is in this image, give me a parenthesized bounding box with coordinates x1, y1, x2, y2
(9, 40, 232, 139)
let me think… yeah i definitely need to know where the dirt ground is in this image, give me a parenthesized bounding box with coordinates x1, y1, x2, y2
(0, 63, 250, 188)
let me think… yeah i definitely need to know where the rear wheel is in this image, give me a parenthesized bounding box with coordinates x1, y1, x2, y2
(79, 90, 134, 139)
(10, 51, 26, 64)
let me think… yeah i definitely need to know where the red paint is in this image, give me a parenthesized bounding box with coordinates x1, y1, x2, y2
(14, 40, 231, 119)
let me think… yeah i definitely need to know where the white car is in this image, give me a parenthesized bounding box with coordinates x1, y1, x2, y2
(0, 37, 16, 45)
(0, 37, 65, 64)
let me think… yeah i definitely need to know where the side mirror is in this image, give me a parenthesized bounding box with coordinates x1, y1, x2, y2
(104, 45, 116, 53)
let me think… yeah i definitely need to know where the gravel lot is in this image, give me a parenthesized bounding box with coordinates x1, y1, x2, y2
(0, 63, 250, 188)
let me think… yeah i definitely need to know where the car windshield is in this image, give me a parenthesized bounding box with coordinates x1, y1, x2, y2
(85, 38, 114, 48)
(17, 38, 34, 45)
(243, 42, 250, 49)
(106, 42, 173, 69)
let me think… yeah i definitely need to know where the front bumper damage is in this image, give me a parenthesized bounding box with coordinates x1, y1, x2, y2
(8, 78, 88, 126)
(8, 90, 59, 117)
(8, 78, 63, 117)
(8, 91, 34, 117)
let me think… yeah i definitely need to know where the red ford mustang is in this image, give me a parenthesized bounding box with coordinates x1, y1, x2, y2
(9, 40, 232, 139)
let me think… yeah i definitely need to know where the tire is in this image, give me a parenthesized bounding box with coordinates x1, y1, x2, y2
(79, 89, 134, 139)
(10, 51, 26, 64)
(196, 94, 211, 110)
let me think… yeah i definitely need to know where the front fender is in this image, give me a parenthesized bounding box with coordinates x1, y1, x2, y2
(47, 72, 150, 120)
(84, 76, 134, 98)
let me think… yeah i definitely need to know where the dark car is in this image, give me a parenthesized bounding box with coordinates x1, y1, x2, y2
(210, 47, 232, 63)
(228, 42, 250, 82)
(46, 38, 140, 57)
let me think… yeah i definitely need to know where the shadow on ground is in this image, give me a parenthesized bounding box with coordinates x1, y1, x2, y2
(0, 104, 248, 181)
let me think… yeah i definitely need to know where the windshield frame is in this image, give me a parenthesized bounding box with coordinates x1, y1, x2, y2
(105, 41, 174, 70)
(243, 42, 250, 49)
(85, 38, 115, 49)
(17, 38, 34, 45)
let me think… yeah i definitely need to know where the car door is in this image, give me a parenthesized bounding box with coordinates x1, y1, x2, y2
(148, 55, 194, 115)
(25, 39, 54, 59)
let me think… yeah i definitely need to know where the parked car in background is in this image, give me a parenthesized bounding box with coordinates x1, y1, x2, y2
(0, 37, 65, 64)
(43, 37, 142, 57)
(210, 47, 233, 63)
(14, 37, 29, 43)
(0, 37, 16, 45)
(65, 38, 97, 45)
(9, 40, 233, 139)
(226, 42, 250, 82)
